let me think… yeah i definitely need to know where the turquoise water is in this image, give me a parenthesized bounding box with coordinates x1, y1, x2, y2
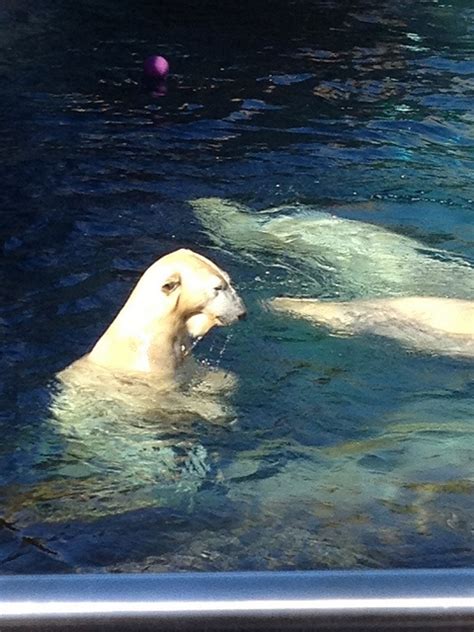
(0, 0, 472, 572)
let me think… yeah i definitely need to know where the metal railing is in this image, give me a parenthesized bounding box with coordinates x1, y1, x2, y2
(1, 568, 473, 630)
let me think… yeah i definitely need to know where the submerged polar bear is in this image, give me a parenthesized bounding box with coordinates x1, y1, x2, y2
(191, 198, 474, 299)
(56, 248, 247, 423)
(191, 198, 474, 356)
(71, 247, 247, 376)
(43, 249, 248, 520)
(271, 296, 474, 358)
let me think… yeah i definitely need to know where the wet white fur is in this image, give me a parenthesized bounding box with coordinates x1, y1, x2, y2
(191, 198, 474, 355)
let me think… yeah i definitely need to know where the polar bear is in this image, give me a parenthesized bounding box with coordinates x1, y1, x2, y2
(53, 247, 247, 426)
(62, 248, 246, 378)
(39, 249, 247, 520)
(190, 198, 474, 299)
(270, 296, 474, 357)
(191, 198, 473, 356)
(55, 248, 247, 425)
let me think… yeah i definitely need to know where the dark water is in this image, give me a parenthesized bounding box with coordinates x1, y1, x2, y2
(0, 0, 473, 573)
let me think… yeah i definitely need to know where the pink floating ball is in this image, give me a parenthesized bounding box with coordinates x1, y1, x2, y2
(143, 55, 169, 80)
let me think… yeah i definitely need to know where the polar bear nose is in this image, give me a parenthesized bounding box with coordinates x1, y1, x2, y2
(238, 310, 247, 321)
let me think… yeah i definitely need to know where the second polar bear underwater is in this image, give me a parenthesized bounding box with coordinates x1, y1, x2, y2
(191, 198, 474, 357)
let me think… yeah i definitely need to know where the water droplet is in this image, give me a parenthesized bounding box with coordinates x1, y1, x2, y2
(215, 333, 232, 368)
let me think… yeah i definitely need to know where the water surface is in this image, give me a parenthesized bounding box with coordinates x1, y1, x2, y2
(0, 0, 473, 572)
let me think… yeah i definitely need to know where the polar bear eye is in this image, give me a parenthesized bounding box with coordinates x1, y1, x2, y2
(213, 281, 228, 292)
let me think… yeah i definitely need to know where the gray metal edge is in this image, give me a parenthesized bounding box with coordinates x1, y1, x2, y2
(0, 568, 473, 630)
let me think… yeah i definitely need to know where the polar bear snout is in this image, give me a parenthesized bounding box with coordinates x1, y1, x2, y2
(216, 302, 247, 325)
(200, 283, 247, 329)
(216, 289, 247, 325)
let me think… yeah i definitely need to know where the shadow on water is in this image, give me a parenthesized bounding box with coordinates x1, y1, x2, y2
(0, 0, 473, 571)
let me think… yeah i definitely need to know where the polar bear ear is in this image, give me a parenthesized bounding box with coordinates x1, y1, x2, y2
(161, 272, 181, 295)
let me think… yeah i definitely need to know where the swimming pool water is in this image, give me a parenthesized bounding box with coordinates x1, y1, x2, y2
(0, 0, 472, 572)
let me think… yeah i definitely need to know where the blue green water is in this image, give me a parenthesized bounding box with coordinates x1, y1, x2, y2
(0, 0, 472, 572)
